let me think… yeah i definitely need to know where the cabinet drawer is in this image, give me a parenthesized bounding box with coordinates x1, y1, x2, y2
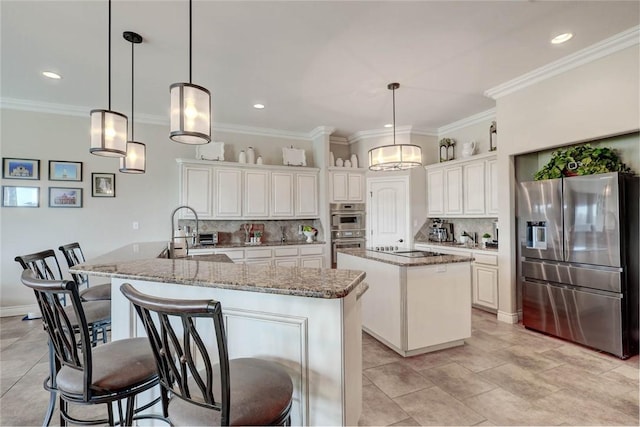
(217, 249, 244, 260)
(245, 248, 272, 259)
(473, 253, 498, 266)
(300, 245, 323, 256)
(274, 247, 299, 257)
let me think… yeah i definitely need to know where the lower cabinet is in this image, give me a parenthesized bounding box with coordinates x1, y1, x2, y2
(192, 244, 325, 268)
(472, 264, 498, 311)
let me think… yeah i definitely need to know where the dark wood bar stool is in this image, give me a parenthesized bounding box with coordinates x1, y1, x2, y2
(120, 283, 294, 426)
(20, 270, 161, 426)
(58, 242, 111, 301)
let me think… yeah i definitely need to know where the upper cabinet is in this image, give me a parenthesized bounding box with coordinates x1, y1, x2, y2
(329, 169, 366, 203)
(425, 153, 497, 218)
(177, 159, 320, 220)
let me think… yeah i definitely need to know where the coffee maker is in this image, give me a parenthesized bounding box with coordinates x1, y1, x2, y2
(428, 219, 454, 242)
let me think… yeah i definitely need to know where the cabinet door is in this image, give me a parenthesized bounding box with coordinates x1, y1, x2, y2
(244, 170, 270, 217)
(295, 172, 319, 217)
(347, 173, 364, 202)
(214, 168, 242, 218)
(300, 256, 323, 268)
(274, 258, 299, 267)
(472, 265, 498, 310)
(180, 165, 213, 218)
(271, 172, 294, 217)
(330, 172, 348, 202)
(486, 158, 499, 215)
(463, 162, 486, 215)
(444, 166, 463, 215)
(426, 168, 444, 216)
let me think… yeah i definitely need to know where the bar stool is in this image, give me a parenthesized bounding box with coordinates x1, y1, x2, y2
(58, 242, 111, 301)
(20, 270, 162, 426)
(120, 283, 294, 426)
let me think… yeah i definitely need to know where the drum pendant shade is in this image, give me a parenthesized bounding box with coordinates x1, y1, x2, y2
(368, 82, 422, 171)
(170, 83, 211, 144)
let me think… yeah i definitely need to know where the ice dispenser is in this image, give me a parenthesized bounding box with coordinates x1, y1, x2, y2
(526, 221, 547, 250)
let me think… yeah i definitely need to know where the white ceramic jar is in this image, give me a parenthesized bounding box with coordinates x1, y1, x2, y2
(238, 150, 247, 163)
(246, 147, 256, 164)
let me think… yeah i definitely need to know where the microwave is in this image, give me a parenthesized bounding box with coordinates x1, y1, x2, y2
(331, 212, 364, 230)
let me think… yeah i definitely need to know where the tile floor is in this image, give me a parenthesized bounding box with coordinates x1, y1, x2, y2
(1, 309, 638, 426)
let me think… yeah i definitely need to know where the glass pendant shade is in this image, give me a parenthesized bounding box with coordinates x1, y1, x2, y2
(170, 82, 211, 144)
(90, 109, 128, 157)
(368, 144, 422, 171)
(119, 141, 146, 173)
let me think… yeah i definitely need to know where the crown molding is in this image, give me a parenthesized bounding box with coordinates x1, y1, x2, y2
(0, 97, 316, 140)
(437, 108, 496, 135)
(485, 25, 640, 100)
(347, 125, 437, 144)
(329, 136, 349, 145)
(308, 126, 336, 140)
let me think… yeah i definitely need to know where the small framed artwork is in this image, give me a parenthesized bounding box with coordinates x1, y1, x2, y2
(49, 187, 82, 208)
(49, 160, 82, 181)
(2, 185, 40, 207)
(92, 173, 115, 197)
(2, 158, 40, 180)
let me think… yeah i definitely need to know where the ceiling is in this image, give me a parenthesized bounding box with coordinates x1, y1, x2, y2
(2, 1, 639, 138)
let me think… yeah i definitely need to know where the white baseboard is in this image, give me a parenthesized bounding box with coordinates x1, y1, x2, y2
(0, 304, 40, 318)
(497, 310, 519, 324)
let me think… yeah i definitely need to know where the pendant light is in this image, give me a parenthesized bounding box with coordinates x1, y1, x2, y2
(119, 31, 146, 174)
(170, 0, 211, 145)
(90, 0, 128, 157)
(368, 83, 422, 171)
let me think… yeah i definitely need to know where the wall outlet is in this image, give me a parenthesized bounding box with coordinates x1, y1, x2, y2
(132, 221, 139, 230)
(298, 225, 303, 235)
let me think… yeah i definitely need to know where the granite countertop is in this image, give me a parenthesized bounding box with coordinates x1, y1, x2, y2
(195, 240, 326, 249)
(414, 240, 498, 253)
(72, 242, 365, 299)
(338, 248, 473, 267)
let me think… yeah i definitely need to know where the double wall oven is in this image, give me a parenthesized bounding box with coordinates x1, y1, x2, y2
(330, 203, 366, 268)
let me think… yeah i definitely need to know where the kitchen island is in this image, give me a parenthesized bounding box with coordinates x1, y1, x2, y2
(72, 242, 366, 426)
(337, 248, 472, 357)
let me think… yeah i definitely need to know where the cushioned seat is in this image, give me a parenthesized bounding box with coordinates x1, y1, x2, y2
(121, 283, 294, 426)
(59, 242, 112, 302)
(79, 283, 112, 301)
(168, 359, 293, 426)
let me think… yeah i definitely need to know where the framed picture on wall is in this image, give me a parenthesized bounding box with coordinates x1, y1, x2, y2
(2, 158, 40, 180)
(49, 160, 82, 181)
(2, 185, 40, 207)
(92, 173, 115, 197)
(49, 187, 82, 208)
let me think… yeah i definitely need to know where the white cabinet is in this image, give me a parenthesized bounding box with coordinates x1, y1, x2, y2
(426, 168, 444, 216)
(214, 168, 243, 218)
(463, 162, 486, 215)
(179, 164, 213, 218)
(472, 265, 498, 311)
(444, 166, 463, 215)
(295, 172, 318, 217)
(244, 169, 270, 217)
(300, 245, 324, 268)
(330, 170, 365, 203)
(424, 153, 497, 218)
(271, 172, 295, 217)
(177, 159, 319, 220)
(486, 158, 499, 215)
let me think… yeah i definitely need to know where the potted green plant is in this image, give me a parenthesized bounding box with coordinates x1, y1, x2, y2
(534, 144, 632, 180)
(482, 233, 492, 247)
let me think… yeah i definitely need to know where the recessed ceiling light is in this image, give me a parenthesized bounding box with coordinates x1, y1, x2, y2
(384, 123, 393, 128)
(42, 71, 62, 79)
(551, 33, 573, 44)
(253, 103, 265, 109)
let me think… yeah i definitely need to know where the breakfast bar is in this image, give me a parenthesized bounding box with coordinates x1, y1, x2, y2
(71, 242, 367, 426)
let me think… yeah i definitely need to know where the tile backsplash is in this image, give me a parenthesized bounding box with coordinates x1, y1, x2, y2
(415, 217, 497, 243)
(178, 219, 324, 245)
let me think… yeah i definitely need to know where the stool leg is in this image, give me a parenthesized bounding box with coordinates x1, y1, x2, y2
(42, 341, 56, 427)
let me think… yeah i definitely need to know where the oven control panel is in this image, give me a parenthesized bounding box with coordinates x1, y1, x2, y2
(331, 229, 365, 239)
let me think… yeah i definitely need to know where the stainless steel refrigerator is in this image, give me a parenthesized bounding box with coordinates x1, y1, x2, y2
(517, 172, 638, 358)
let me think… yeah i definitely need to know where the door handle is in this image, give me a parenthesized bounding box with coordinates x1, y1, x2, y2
(398, 239, 404, 243)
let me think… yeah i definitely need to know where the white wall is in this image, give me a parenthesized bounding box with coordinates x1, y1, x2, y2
(212, 130, 314, 167)
(0, 109, 194, 313)
(495, 45, 640, 322)
(436, 118, 496, 164)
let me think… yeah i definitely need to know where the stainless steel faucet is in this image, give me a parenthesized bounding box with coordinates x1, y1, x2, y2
(170, 205, 199, 257)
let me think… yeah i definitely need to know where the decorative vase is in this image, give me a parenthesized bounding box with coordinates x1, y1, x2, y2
(303, 231, 315, 243)
(335, 158, 343, 167)
(330, 152, 335, 167)
(350, 154, 358, 168)
(344, 159, 352, 168)
(238, 150, 246, 163)
(256, 155, 263, 165)
(246, 147, 256, 164)
(462, 141, 476, 158)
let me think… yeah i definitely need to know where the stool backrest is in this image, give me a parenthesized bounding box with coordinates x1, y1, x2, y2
(15, 249, 63, 281)
(120, 283, 231, 425)
(58, 242, 88, 287)
(20, 270, 94, 401)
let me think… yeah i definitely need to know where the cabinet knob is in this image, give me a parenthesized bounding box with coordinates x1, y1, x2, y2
(398, 239, 404, 243)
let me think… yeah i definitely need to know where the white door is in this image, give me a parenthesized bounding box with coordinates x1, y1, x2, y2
(244, 170, 270, 217)
(330, 172, 348, 202)
(271, 172, 294, 217)
(180, 164, 213, 218)
(486, 158, 499, 215)
(368, 177, 408, 248)
(444, 166, 463, 215)
(347, 173, 364, 202)
(295, 172, 318, 217)
(463, 162, 486, 215)
(214, 168, 242, 218)
(426, 168, 444, 216)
